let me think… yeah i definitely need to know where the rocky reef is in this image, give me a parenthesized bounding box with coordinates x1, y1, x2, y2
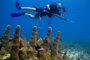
(0, 25, 69, 60)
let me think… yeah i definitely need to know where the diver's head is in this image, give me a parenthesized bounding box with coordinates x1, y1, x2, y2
(57, 3, 62, 9)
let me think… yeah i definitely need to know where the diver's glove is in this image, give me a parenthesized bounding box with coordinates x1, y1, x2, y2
(62, 7, 66, 12)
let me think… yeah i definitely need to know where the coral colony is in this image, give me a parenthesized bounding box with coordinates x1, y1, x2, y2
(0, 25, 69, 60)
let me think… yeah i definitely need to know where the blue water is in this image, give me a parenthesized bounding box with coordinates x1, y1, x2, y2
(0, 0, 90, 44)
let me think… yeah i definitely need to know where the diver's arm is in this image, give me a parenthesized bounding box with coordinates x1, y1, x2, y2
(61, 7, 66, 17)
(46, 4, 50, 10)
(61, 12, 65, 17)
(56, 10, 66, 20)
(57, 7, 66, 17)
(57, 11, 61, 16)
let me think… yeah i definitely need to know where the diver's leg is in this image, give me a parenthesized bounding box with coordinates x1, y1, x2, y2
(16, 1, 36, 11)
(25, 13, 35, 18)
(21, 7, 36, 11)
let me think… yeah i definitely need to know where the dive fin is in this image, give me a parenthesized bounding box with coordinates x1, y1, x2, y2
(16, 1, 21, 10)
(11, 13, 22, 17)
(11, 12, 26, 17)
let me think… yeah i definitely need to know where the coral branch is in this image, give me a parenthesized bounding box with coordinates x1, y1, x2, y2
(19, 47, 26, 60)
(2, 25, 10, 52)
(47, 27, 52, 39)
(63, 50, 68, 60)
(42, 27, 52, 52)
(58, 44, 62, 55)
(21, 35, 27, 49)
(37, 48, 45, 60)
(51, 31, 60, 59)
(30, 26, 37, 49)
(11, 25, 20, 60)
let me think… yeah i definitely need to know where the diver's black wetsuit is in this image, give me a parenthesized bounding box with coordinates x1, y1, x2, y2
(35, 4, 61, 18)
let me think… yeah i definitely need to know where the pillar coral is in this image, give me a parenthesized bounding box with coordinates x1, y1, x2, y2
(0, 25, 69, 60)
(58, 44, 62, 55)
(2, 25, 10, 52)
(19, 47, 27, 60)
(37, 48, 45, 60)
(63, 51, 69, 60)
(27, 46, 34, 58)
(42, 27, 52, 51)
(47, 27, 52, 39)
(30, 26, 37, 49)
(11, 25, 20, 60)
(37, 38, 43, 46)
(51, 31, 60, 59)
(21, 35, 27, 49)
(0, 47, 7, 55)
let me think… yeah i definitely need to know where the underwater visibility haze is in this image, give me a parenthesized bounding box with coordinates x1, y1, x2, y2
(0, 0, 90, 60)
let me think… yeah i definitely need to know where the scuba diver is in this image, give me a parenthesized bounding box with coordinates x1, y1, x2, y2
(11, 1, 66, 20)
